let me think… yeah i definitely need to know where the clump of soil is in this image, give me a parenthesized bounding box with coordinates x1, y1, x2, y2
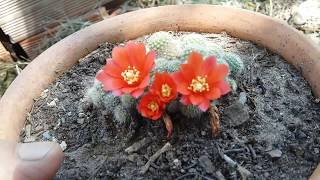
(23, 32, 320, 179)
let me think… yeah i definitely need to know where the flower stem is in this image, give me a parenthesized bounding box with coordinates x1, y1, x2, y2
(163, 112, 173, 138)
(209, 105, 220, 137)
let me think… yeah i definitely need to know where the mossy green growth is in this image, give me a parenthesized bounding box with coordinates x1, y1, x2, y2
(146, 31, 181, 59)
(113, 105, 131, 124)
(180, 105, 203, 119)
(120, 94, 136, 110)
(222, 53, 244, 75)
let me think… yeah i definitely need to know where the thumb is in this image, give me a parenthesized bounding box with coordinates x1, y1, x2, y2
(14, 142, 64, 180)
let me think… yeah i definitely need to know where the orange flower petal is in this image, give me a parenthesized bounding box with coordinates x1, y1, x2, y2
(214, 81, 231, 95)
(112, 90, 124, 96)
(207, 64, 229, 83)
(202, 56, 217, 76)
(205, 87, 221, 100)
(198, 100, 210, 111)
(104, 60, 122, 78)
(180, 96, 191, 105)
(112, 47, 130, 69)
(131, 88, 144, 98)
(172, 72, 191, 95)
(189, 94, 205, 105)
(139, 75, 150, 89)
(143, 51, 156, 73)
(187, 52, 203, 75)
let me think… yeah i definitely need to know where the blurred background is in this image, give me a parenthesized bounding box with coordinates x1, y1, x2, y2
(0, 0, 319, 96)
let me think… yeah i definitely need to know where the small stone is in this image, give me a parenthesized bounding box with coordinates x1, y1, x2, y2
(25, 124, 31, 138)
(173, 159, 181, 167)
(35, 125, 43, 132)
(201, 131, 206, 136)
(77, 118, 85, 124)
(267, 149, 282, 158)
(188, 168, 197, 173)
(42, 131, 51, 140)
(238, 92, 247, 105)
(223, 102, 250, 127)
(180, 169, 186, 173)
(24, 136, 36, 143)
(198, 155, 214, 174)
(292, 13, 306, 25)
(67, 112, 72, 116)
(40, 89, 49, 99)
(60, 141, 67, 151)
(78, 112, 85, 118)
(314, 148, 319, 154)
(47, 100, 57, 107)
(127, 153, 139, 162)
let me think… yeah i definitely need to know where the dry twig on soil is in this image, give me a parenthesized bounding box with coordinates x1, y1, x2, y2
(141, 142, 172, 174)
(209, 105, 220, 137)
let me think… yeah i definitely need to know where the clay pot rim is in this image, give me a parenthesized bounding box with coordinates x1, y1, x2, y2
(0, 4, 319, 147)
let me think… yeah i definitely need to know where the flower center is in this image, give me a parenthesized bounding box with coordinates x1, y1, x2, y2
(121, 66, 140, 85)
(161, 84, 172, 97)
(188, 76, 210, 93)
(147, 101, 159, 112)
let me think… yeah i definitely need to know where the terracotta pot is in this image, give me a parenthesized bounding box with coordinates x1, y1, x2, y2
(0, 4, 319, 177)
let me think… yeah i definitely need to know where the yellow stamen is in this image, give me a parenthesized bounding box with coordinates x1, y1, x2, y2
(187, 75, 210, 93)
(121, 66, 140, 85)
(147, 101, 159, 112)
(161, 84, 172, 97)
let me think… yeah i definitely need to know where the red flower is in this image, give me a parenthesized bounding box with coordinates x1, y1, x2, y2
(137, 93, 165, 121)
(96, 41, 155, 98)
(150, 72, 177, 103)
(172, 52, 230, 111)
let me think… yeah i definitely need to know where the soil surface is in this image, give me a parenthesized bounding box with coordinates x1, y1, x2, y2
(22, 33, 320, 180)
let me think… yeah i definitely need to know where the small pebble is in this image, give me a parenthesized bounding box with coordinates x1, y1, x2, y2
(201, 131, 206, 136)
(47, 100, 57, 107)
(198, 155, 214, 174)
(42, 131, 51, 140)
(78, 112, 85, 118)
(77, 118, 85, 124)
(67, 112, 72, 116)
(60, 141, 67, 151)
(173, 159, 181, 167)
(314, 148, 319, 154)
(267, 149, 282, 158)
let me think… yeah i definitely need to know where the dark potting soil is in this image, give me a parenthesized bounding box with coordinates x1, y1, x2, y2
(23, 32, 320, 180)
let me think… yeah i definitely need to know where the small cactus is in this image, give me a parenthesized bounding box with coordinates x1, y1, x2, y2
(180, 105, 203, 119)
(102, 93, 121, 114)
(179, 44, 208, 62)
(154, 58, 181, 73)
(222, 53, 244, 75)
(120, 94, 136, 110)
(206, 42, 224, 59)
(181, 33, 208, 48)
(226, 77, 238, 91)
(86, 80, 104, 107)
(113, 105, 131, 124)
(146, 31, 181, 59)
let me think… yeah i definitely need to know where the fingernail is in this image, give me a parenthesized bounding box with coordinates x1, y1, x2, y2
(17, 142, 55, 161)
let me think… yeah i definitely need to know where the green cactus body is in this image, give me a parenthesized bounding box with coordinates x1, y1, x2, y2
(222, 53, 244, 75)
(113, 105, 131, 124)
(181, 33, 208, 48)
(226, 77, 238, 91)
(86, 80, 104, 107)
(206, 43, 224, 59)
(154, 58, 181, 73)
(120, 94, 136, 110)
(180, 105, 203, 119)
(147, 32, 181, 59)
(180, 44, 208, 62)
